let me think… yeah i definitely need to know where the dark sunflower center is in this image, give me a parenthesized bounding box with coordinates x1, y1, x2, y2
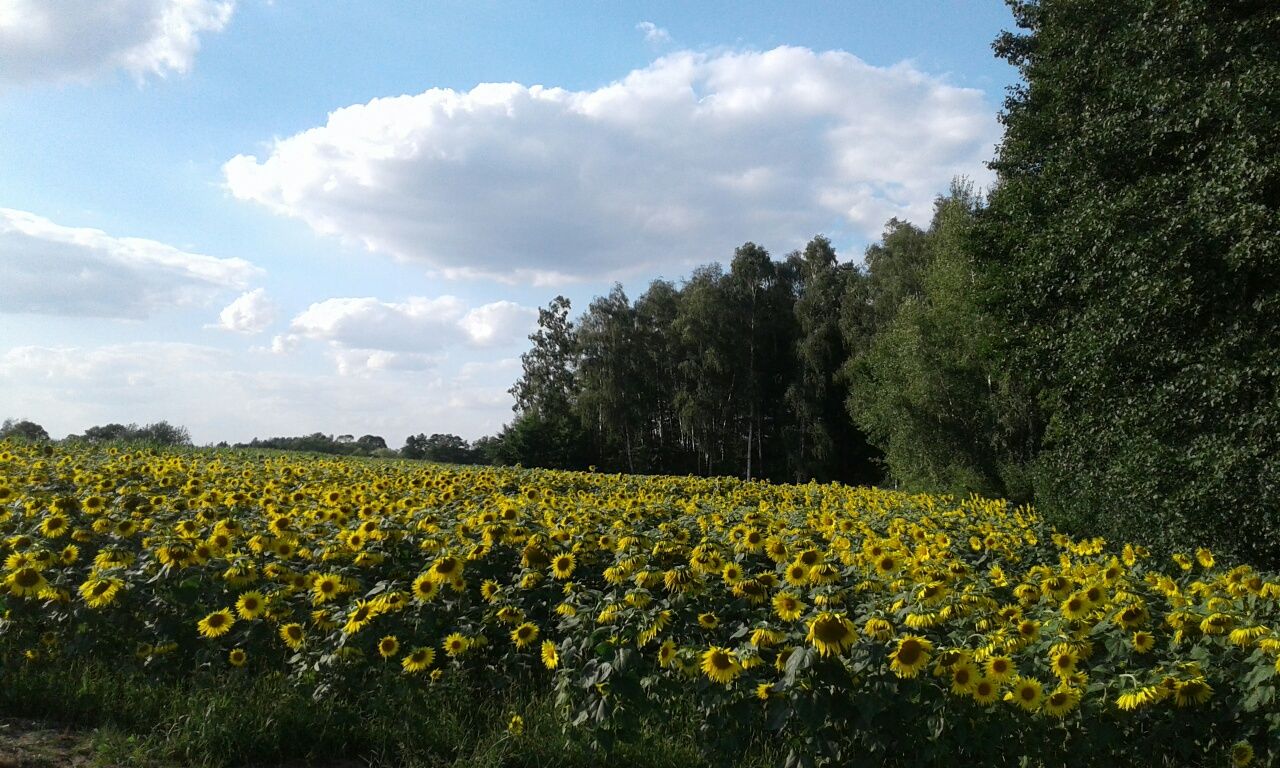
(16, 569, 40, 587)
(897, 641, 922, 665)
(813, 617, 848, 643)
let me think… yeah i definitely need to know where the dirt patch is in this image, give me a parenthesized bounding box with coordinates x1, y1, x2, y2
(0, 718, 98, 768)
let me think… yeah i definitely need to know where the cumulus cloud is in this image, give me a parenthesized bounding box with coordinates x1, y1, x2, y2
(636, 21, 671, 45)
(0, 341, 517, 442)
(225, 46, 997, 283)
(0, 208, 260, 318)
(0, 0, 234, 85)
(214, 288, 276, 333)
(282, 295, 536, 373)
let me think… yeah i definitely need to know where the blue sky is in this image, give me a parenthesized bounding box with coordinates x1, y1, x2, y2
(0, 0, 1017, 445)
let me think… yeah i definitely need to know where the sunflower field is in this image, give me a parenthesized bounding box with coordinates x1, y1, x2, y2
(1, 441, 1277, 767)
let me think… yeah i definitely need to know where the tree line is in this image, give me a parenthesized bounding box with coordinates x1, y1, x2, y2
(500, 0, 1279, 565)
(0, 420, 497, 467)
(500, 183, 1001, 489)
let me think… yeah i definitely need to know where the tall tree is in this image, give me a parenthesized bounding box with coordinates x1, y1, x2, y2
(632, 279, 687, 472)
(506, 296, 587, 469)
(725, 243, 794, 479)
(575, 285, 644, 472)
(847, 184, 1038, 498)
(785, 237, 879, 484)
(976, 0, 1280, 561)
(673, 265, 737, 476)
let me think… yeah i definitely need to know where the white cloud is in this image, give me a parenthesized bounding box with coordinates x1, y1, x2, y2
(289, 296, 537, 351)
(0, 341, 517, 443)
(636, 21, 670, 45)
(0, 208, 260, 318)
(330, 348, 441, 376)
(0, 0, 234, 85)
(461, 301, 538, 347)
(214, 288, 276, 333)
(283, 295, 536, 373)
(224, 46, 997, 283)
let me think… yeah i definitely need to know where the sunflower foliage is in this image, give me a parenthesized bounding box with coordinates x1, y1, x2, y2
(0, 441, 1277, 767)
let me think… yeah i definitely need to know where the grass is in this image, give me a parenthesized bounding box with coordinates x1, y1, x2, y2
(0, 655, 783, 767)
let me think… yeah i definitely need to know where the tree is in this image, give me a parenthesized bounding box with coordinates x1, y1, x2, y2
(0, 418, 49, 442)
(975, 0, 1280, 561)
(506, 296, 588, 469)
(82, 423, 132, 443)
(355, 434, 387, 454)
(575, 286, 645, 472)
(134, 421, 192, 446)
(847, 184, 1038, 499)
(784, 237, 879, 484)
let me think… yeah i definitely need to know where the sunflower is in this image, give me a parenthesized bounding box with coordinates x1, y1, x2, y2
(511, 622, 539, 648)
(197, 609, 235, 639)
(342, 600, 378, 635)
(1114, 603, 1147, 630)
(480, 579, 502, 602)
(784, 561, 809, 586)
(985, 655, 1014, 682)
(1231, 741, 1254, 768)
(1007, 677, 1043, 712)
(430, 555, 463, 582)
(806, 613, 857, 657)
(444, 633, 470, 657)
(862, 617, 893, 641)
(1115, 685, 1163, 711)
(1060, 593, 1089, 621)
(950, 661, 979, 694)
(1016, 619, 1040, 643)
(658, 639, 678, 667)
(412, 573, 440, 602)
(772, 591, 806, 622)
(1131, 631, 1155, 653)
(228, 648, 248, 667)
(496, 606, 524, 624)
(721, 563, 744, 583)
(889, 635, 933, 678)
(874, 554, 899, 577)
(547, 552, 576, 580)
(78, 577, 123, 608)
(279, 622, 305, 650)
(1042, 687, 1081, 718)
(1195, 548, 1215, 569)
(235, 590, 266, 620)
(4, 567, 47, 598)
(312, 573, 342, 603)
(541, 640, 559, 669)
(1049, 648, 1078, 679)
(376, 635, 400, 659)
(971, 676, 1000, 705)
(402, 646, 435, 673)
(697, 612, 720, 630)
(700, 646, 742, 685)
(750, 627, 784, 648)
(1173, 678, 1212, 707)
(40, 514, 69, 538)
